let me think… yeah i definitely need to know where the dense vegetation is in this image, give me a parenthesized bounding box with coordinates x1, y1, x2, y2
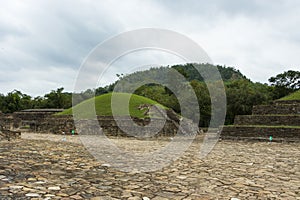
(121, 64, 275, 125)
(0, 63, 299, 126)
(0, 88, 72, 113)
(268, 70, 300, 99)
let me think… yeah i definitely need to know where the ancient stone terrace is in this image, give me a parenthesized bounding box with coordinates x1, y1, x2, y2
(221, 100, 300, 141)
(0, 133, 299, 199)
(0, 108, 181, 138)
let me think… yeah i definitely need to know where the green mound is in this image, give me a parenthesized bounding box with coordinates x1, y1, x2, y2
(57, 93, 167, 119)
(280, 90, 300, 100)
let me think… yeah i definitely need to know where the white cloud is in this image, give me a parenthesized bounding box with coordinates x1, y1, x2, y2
(0, 0, 299, 96)
(0, 65, 77, 96)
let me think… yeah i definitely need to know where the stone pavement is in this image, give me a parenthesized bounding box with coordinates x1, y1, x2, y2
(0, 133, 299, 199)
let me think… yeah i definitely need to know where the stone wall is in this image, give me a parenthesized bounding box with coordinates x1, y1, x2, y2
(0, 113, 18, 130)
(36, 116, 179, 137)
(75, 116, 179, 137)
(221, 126, 300, 141)
(32, 116, 75, 134)
(14, 111, 56, 122)
(0, 108, 198, 138)
(221, 100, 300, 141)
(234, 115, 300, 126)
(252, 102, 300, 115)
(275, 100, 300, 105)
(0, 111, 181, 137)
(13, 110, 63, 128)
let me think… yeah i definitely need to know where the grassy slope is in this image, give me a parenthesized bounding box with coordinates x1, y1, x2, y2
(57, 93, 166, 118)
(280, 90, 300, 100)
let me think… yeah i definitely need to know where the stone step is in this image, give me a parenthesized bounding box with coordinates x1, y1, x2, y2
(252, 103, 300, 115)
(220, 125, 300, 141)
(274, 100, 300, 105)
(234, 115, 300, 126)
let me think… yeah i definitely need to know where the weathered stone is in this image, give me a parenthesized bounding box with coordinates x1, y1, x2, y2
(70, 194, 83, 199)
(253, 101, 300, 115)
(34, 181, 46, 184)
(2, 110, 181, 137)
(48, 186, 61, 191)
(44, 194, 56, 197)
(1, 133, 299, 199)
(176, 175, 187, 180)
(128, 197, 140, 200)
(56, 192, 69, 197)
(22, 187, 36, 192)
(25, 193, 40, 197)
(101, 163, 111, 167)
(221, 100, 300, 141)
(9, 185, 23, 190)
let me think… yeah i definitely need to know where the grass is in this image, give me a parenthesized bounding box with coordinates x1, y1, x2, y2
(57, 92, 167, 119)
(280, 90, 300, 100)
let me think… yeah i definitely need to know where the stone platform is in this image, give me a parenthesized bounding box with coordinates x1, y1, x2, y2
(221, 100, 300, 141)
(0, 133, 299, 199)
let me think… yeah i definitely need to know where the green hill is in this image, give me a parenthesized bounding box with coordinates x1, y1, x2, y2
(117, 63, 247, 87)
(57, 93, 167, 119)
(280, 90, 300, 100)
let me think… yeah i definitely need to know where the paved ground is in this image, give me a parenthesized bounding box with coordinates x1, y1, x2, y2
(0, 133, 299, 199)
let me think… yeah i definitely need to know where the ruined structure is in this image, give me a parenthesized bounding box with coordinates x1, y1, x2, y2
(0, 126, 21, 141)
(0, 108, 186, 137)
(221, 100, 300, 141)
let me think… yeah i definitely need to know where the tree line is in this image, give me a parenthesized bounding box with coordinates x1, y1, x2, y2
(0, 64, 299, 126)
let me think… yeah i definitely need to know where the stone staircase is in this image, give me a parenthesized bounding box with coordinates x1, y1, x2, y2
(221, 100, 300, 141)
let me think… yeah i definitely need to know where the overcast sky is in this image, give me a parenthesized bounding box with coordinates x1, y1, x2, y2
(0, 0, 299, 96)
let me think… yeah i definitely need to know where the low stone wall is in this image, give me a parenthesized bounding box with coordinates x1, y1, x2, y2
(234, 115, 300, 126)
(253, 103, 300, 115)
(32, 116, 75, 134)
(14, 111, 55, 121)
(274, 100, 300, 105)
(0, 109, 189, 137)
(0, 114, 19, 130)
(221, 126, 300, 141)
(75, 117, 179, 137)
(20, 115, 179, 137)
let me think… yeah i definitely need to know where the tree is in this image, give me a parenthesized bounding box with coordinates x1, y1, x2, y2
(225, 80, 272, 124)
(268, 70, 300, 99)
(32, 96, 45, 108)
(269, 70, 300, 89)
(190, 80, 211, 127)
(2, 90, 23, 113)
(0, 90, 34, 113)
(95, 87, 108, 96)
(43, 88, 72, 109)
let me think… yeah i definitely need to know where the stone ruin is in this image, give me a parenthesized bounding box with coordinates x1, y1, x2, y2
(0, 106, 198, 139)
(2, 100, 300, 141)
(0, 126, 21, 141)
(221, 100, 300, 141)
